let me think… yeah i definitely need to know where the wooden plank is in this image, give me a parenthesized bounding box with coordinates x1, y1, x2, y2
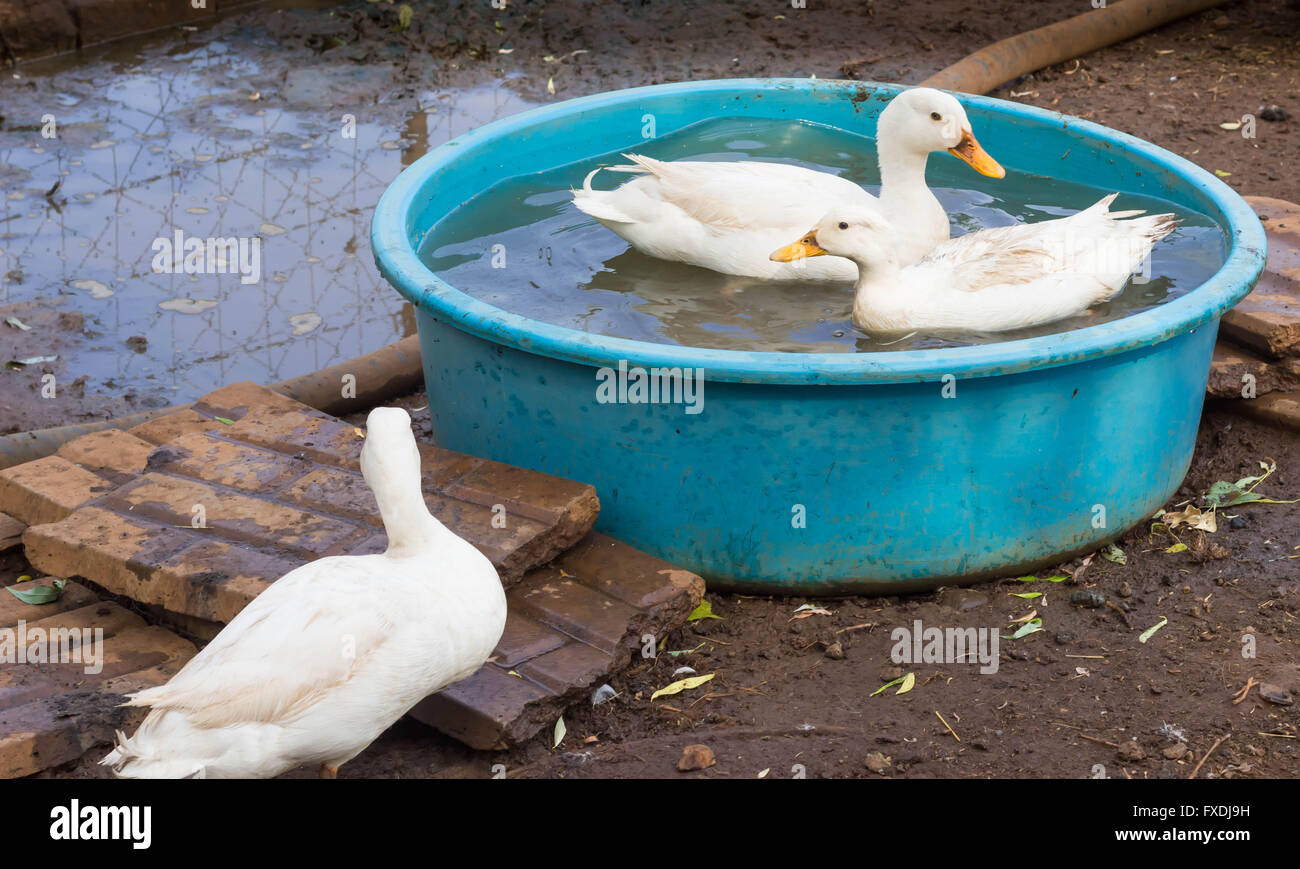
(1222, 197, 1300, 358)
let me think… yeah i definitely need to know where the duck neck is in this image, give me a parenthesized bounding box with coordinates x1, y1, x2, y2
(851, 259, 902, 320)
(373, 481, 448, 558)
(877, 138, 937, 212)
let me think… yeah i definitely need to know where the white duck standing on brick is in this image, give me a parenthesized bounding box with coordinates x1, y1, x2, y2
(101, 406, 506, 779)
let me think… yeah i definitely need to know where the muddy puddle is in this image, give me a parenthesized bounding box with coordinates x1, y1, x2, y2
(0, 16, 536, 429)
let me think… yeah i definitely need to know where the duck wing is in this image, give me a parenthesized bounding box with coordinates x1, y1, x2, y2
(119, 557, 397, 729)
(916, 194, 1178, 295)
(574, 153, 876, 231)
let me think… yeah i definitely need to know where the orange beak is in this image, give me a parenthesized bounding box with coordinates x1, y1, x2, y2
(948, 129, 1005, 178)
(770, 232, 828, 262)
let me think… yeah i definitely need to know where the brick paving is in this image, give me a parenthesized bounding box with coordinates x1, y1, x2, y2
(1, 382, 704, 758)
(0, 580, 196, 778)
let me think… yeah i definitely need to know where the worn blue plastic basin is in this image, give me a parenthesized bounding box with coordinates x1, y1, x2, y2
(372, 79, 1266, 593)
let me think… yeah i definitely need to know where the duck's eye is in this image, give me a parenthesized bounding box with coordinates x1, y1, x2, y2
(930, 111, 942, 121)
(837, 221, 849, 230)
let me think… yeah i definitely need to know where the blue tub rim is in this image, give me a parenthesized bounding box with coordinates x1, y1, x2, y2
(371, 78, 1266, 385)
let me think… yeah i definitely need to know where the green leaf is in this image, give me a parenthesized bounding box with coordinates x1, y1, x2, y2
(1016, 575, 1067, 583)
(1204, 462, 1297, 509)
(686, 600, 722, 621)
(1165, 542, 1188, 553)
(868, 676, 909, 697)
(1003, 618, 1043, 640)
(1138, 617, 1168, 644)
(1101, 543, 1126, 565)
(552, 716, 566, 748)
(5, 578, 67, 605)
(1009, 591, 1042, 599)
(213, 416, 235, 426)
(4, 317, 30, 331)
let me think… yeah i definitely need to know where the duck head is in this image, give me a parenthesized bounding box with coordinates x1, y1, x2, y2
(361, 406, 442, 552)
(880, 87, 1005, 179)
(769, 208, 898, 272)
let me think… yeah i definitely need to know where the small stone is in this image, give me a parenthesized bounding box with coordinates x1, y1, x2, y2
(1213, 14, 1230, 27)
(677, 744, 716, 771)
(1118, 581, 1133, 598)
(1053, 631, 1076, 645)
(1229, 515, 1250, 530)
(1150, 682, 1163, 695)
(1259, 683, 1294, 706)
(1258, 105, 1289, 122)
(1117, 740, 1146, 762)
(1163, 743, 1189, 760)
(124, 335, 148, 353)
(1070, 589, 1107, 608)
(824, 641, 845, 660)
(864, 751, 892, 773)
(879, 665, 905, 681)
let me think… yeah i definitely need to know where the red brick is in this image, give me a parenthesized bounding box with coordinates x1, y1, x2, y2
(226, 406, 364, 468)
(1223, 197, 1300, 357)
(23, 508, 297, 625)
(23, 507, 201, 611)
(0, 456, 111, 526)
(514, 641, 613, 695)
(508, 573, 638, 656)
(446, 460, 599, 524)
(56, 429, 154, 479)
(0, 589, 195, 778)
(1208, 340, 1300, 398)
(130, 408, 216, 445)
(1235, 391, 1300, 431)
(559, 533, 707, 610)
(410, 664, 554, 751)
(193, 380, 307, 422)
(491, 613, 567, 668)
(104, 473, 368, 559)
(0, 578, 100, 626)
(146, 432, 312, 492)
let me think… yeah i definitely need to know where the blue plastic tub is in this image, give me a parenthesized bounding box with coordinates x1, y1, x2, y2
(372, 79, 1266, 593)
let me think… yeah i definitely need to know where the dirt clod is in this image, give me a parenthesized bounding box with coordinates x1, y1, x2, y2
(864, 752, 892, 774)
(1118, 741, 1146, 762)
(677, 744, 716, 772)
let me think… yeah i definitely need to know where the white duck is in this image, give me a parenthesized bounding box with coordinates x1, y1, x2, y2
(770, 195, 1178, 333)
(571, 87, 1004, 281)
(100, 406, 506, 779)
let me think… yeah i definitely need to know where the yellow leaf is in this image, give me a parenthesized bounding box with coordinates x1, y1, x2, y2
(650, 673, 714, 700)
(547, 77, 556, 95)
(897, 672, 916, 694)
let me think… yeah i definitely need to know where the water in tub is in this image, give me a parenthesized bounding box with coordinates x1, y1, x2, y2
(420, 117, 1227, 353)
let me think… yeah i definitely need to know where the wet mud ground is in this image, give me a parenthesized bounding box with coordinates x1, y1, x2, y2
(4, 0, 1297, 777)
